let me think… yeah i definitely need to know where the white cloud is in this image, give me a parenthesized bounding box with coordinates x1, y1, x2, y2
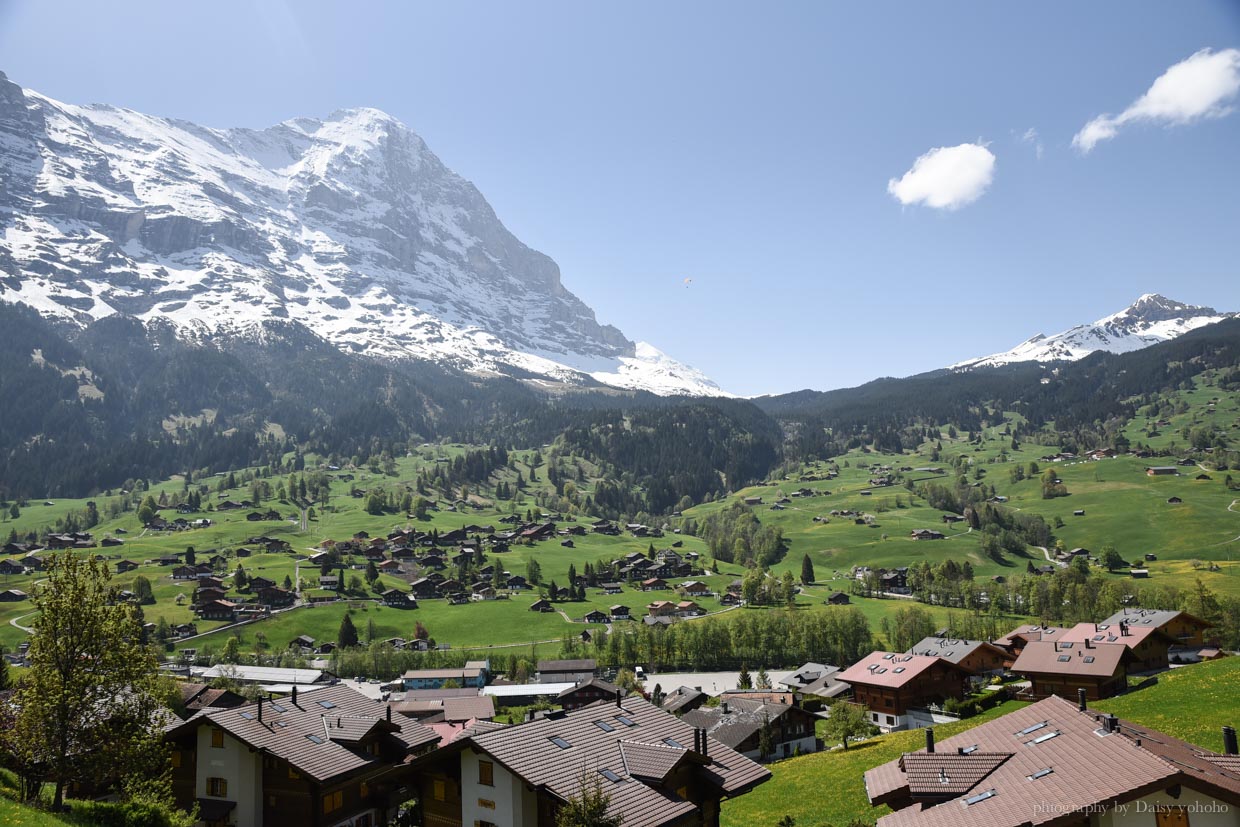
(1020, 127, 1044, 159)
(887, 142, 996, 210)
(1073, 47, 1240, 153)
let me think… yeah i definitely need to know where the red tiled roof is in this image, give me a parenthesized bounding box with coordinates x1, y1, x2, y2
(1010, 640, 1126, 678)
(838, 652, 964, 689)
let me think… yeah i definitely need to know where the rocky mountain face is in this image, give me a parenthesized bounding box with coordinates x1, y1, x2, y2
(0, 71, 724, 396)
(951, 294, 1236, 370)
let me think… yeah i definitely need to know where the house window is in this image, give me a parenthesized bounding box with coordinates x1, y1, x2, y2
(206, 777, 227, 797)
(210, 728, 224, 748)
(322, 790, 343, 815)
(433, 780, 446, 802)
(170, 750, 181, 768)
(478, 760, 494, 787)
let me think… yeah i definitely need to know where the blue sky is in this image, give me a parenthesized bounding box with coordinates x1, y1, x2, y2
(1, 1, 1238, 395)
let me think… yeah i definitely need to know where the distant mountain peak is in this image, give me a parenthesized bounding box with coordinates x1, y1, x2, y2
(952, 294, 1235, 370)
(0, 73, 727, 396)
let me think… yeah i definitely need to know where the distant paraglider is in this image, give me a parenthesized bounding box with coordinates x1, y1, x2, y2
(683, 277, 692, 288)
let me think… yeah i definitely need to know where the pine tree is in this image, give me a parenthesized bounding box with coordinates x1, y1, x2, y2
(338, 613, 359, 648)
(737, 663, 753, 689)
(800, 554, 815, 585)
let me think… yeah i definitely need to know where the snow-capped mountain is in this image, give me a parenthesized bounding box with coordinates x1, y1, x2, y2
(0, 71, 726, 396)
(952, 294, 1235, 370)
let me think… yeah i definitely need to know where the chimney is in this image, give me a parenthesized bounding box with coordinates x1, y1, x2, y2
(1053, 641, 1059, 652)
(1078, 688, 1087, 712)
(386, 706, 392, 723)
(616, 690, 622, 709)
(1085, 638, 1092, 649)
(1224, 726, 1238, 756)
(291, 685, 299, 706)
(257, 697, 263, 722)
(721, 702, 729, 715)
(1120, 622, 1129, 637)
(1106, 714, 1119, 733)
(702, 730, 708, 759)
(925, 727, 935, 754)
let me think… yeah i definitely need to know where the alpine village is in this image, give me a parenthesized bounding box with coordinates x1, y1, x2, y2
(2, 12, 1240, 827)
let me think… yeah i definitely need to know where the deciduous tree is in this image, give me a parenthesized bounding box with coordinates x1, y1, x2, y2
(8, 554, 169, 810)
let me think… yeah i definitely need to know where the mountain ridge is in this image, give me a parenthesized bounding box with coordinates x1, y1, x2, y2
(0, 71, 726, 397)
(951, 293, 1235, 370)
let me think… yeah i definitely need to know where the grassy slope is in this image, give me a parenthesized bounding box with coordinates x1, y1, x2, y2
(1093, 656, 1240, 753)
(0, 798, 76, 827)
(723, 656, 1240, 827)
(4, 375, 1238, 654)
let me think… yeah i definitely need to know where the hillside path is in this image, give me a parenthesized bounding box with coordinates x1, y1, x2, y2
(9, 612, 35, 633)
(1035, 546, 1066, 567)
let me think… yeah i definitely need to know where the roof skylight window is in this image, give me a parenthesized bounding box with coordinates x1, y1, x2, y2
(963, 789, 996, 806)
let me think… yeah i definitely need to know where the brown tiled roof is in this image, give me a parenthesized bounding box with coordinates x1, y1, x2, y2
(992, 624, 1066, 648)
(1010, 640, 1126, 678)
(537, 658, 597, 673)
(865, 694, 1240, 827)
(902, 752, 1011, 796)
(442, 695, 495, 722)
(619, 740, 698, 782)
(558, 677, 621, 699)
(838, 652, 965, 689)
(167, 684, 439, 783)
(465, 696, 770, 827)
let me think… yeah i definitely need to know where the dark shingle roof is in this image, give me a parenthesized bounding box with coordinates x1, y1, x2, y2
(167, 684, 438, 783)
(467, 696, 769, 827)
